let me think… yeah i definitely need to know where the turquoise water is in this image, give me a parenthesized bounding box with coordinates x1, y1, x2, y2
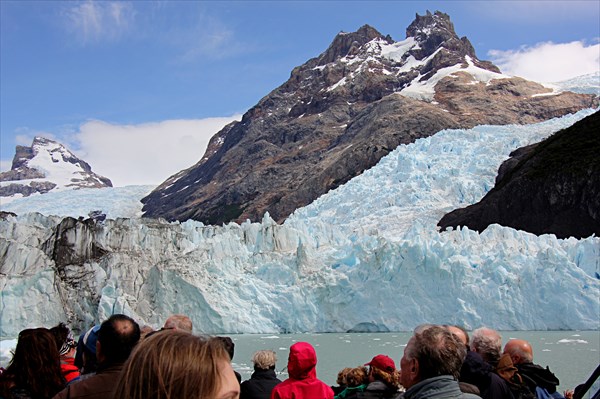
(229, 331, 600, 392)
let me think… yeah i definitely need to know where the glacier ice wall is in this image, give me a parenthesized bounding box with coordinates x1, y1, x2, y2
(0, 110, 599, 336)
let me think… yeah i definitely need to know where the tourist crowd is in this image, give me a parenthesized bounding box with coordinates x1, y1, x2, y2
(0, 314, 590, 399)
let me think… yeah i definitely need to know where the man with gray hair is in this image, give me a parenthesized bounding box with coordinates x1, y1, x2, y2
(400, 325, 479, 399)
(471, 327, 502, 368)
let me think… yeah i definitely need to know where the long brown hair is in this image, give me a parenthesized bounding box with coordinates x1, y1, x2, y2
(0, 328, 65, 398)
(114, 330, 230, 399)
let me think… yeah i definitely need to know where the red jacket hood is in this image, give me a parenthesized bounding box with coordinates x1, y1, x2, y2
(287, 342, 317, 380)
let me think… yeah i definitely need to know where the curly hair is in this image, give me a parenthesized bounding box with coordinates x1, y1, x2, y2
(371, 366, 402, 390)
(345, 366, 369, 387)
(0, 328, 65, 398)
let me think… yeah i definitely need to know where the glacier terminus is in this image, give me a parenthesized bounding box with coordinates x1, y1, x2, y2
(1, 109, 598, 337)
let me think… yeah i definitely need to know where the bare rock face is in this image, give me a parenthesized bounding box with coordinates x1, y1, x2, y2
(141, 11, 598, 225)
(438, 111, 600, 239)
(0, 137, 112, 199)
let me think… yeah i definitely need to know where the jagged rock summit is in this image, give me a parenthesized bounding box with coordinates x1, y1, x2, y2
(438, 111, 600, 239)
(142, 11, 597, 224)
(0, 136, 112, 201)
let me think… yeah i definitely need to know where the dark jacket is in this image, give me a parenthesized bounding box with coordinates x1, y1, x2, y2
(343, 381, 398, 399)
(516, 363, 560, 394)
(241, 368, 282, 399)
(51, 364, 123, 399)
(460, 351, 514, 399)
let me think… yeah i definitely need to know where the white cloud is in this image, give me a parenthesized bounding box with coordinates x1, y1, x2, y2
(63, 0, 135, 44)
(71, 116, 241, 187)
(489, 41, 600, 83)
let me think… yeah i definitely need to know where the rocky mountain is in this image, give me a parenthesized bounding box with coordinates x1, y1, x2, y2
(141, 11, 597, 224)
(438, 110, 600, 239)
(0, 137, 112, 200)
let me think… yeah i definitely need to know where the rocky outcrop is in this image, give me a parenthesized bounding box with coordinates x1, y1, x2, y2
(438, 111, 600, 239)
(0, 136, 112, 199)
(141, 11, 598, 225)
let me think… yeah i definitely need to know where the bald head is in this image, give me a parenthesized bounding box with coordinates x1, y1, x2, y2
(163, 314, 193, 333)
(503, 339, 533, 365)
(446, 326, 469, 347)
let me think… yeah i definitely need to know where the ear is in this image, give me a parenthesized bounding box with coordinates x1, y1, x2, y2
(411, 358, 419, 375)
(96, 341, 105, 363)
(404, 358, 419, 386)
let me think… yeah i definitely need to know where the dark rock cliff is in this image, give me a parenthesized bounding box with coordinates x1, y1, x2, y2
(438, 111, 600, 239)
(141, 11, 598, 225)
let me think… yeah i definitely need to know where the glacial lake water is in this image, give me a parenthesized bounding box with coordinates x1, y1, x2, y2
(1, 330, 598, 393)
(229, 331, 600, 392)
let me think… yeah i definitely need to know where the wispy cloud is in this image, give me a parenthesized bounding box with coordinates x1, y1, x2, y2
(62, 1, 135, 44)
(489, 41, 600, 83)
(156, 5, 254, 63)
(69, 116, 241, 187)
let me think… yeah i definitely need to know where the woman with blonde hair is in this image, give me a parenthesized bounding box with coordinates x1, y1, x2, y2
(114, 330, 239, 399)
(240, 350, 281, 399)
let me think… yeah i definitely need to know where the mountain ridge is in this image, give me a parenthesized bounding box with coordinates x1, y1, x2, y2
(141, 11, 598, 224)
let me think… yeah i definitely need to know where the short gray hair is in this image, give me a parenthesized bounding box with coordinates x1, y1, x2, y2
(405, 325, 466, 380)
(252, 350, 277, 370)
(471, 327, 502, 365)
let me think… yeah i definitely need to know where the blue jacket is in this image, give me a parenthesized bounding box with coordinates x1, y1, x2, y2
(403, 376, 481, 399)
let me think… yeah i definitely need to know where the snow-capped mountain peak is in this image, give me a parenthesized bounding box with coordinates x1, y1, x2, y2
(141, 11, 597, 225)
(0, 136, 112, 204)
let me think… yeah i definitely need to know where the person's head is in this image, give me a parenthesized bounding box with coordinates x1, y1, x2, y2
(470, 327, 502, 366)
(0, 328, 65, 398)
(49, 322, 77, 357)
(400, 325, 466, 389)
(503, 339, 533, 365)
(114, 330, 239, 399)
(364, 354, 401, 389)
(336, 367, 352, 386)
(446, 325, 469, 349)
(97, 314, 141, 365)
(252, 350, 277, 371)
(345, 366, 369, 388)
(163, 314, 193, 332)
(287, 342, 317, 380)
(74, 325, 100, 374)
(217, 336, 235, 361)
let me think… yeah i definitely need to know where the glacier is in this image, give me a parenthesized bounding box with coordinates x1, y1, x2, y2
(0, 109, 599, 338)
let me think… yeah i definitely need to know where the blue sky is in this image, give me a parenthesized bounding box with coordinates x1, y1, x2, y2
(1, 1, 599, 186)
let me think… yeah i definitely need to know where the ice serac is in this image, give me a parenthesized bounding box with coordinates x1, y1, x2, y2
(438, 111, 600, 239)
(1, 110, 599, 337)
(0, 137, 112, 202)
(141, 11, 598, 225)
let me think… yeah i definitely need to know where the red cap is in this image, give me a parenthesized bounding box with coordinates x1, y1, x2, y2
(365, 354, 396, 372)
